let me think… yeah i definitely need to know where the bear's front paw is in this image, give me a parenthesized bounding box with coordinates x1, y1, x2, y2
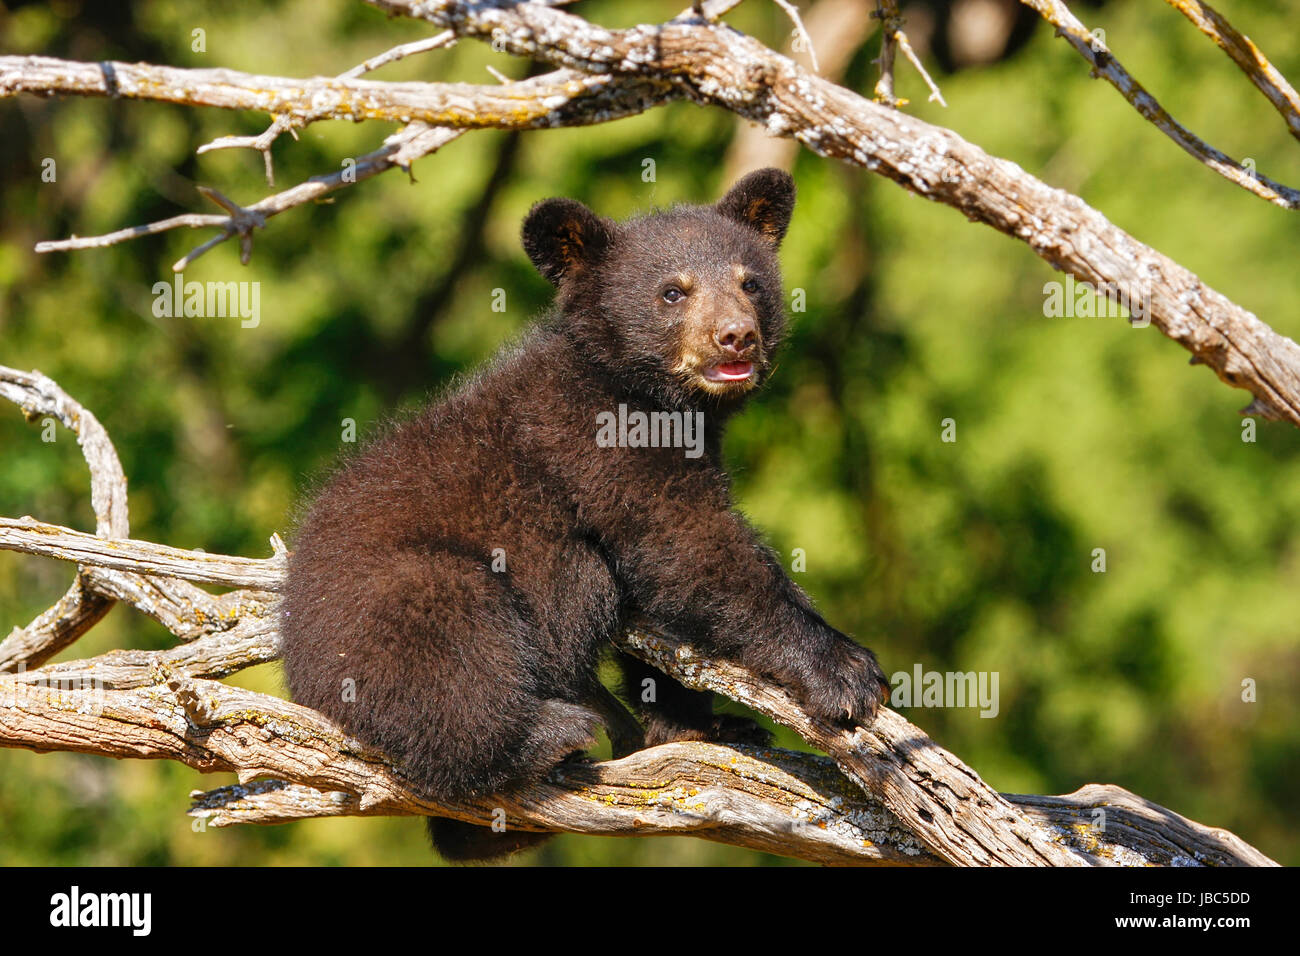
(789, 641, 890, 728)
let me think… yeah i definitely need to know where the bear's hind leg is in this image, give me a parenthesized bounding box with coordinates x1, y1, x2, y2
(426, 698, 603, 862)
(283, 545, 603, 799)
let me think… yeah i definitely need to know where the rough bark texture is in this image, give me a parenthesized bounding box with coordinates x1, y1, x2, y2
(0, 368, 129, 671)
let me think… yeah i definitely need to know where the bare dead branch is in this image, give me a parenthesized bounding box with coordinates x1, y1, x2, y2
(7, 3, 1300, 422)
(0, 516, 285, 590)
(1163, 0, 1300, 144)
(0, 367, 129, 672)
(0, 369, 128, 545)
(357, 1, 1300, 423)
(0, 56, 657, 130)
(0, 578, 1271, 867)
(187, 772, 1271, 868)
(872, 0, 945, 108)
(0, 364, 1275, 864)
(18, 616, 279, 689)
(619, 626, 1085, 865)
(80, 568, 276, 644)
(7, 58, 671, 268)
(1019, 0, 1300, 208)
(198, 29, 459, 186)
(3, 670, 937, 865)
(35, 123, 463, 268)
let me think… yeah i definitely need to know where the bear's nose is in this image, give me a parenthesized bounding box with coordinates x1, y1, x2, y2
(714, 317, 758, 355)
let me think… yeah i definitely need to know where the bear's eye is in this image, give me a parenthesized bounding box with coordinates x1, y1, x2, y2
(662, 286, 686, 304)
(741, 277, 761, 294)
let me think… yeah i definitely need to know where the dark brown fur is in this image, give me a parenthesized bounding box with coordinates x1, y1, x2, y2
(279, 169, 888, 862)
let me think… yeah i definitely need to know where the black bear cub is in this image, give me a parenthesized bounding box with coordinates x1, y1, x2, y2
(280, 168, 889, 860)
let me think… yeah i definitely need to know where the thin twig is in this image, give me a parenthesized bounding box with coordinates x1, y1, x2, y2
(338, 30, 457, 79)
(45, 124, 464, 270)
(1163, 0, 1300, 143)
(773, 0, 820, 73)
(895, 25, 945, 107)
(870, 0, 942, 107)
(0, 367, 129, 672)
(15, 62, 672, 268)
(1018, 0, 1300, 208)
(198, 29, 459, 185)
(31, 213, 230, 252)
(872, 0, 903, 106)
(196, 116, 298, 187)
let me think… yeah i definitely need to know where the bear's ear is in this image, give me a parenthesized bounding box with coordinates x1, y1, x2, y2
(715, 167, 796, 248)
(521, 198, 613, 285)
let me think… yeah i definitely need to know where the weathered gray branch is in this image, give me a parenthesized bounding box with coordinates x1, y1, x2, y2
(0, 55, 665, 130)
(197, 29, 460, 186)
(1018, 0, 1300, 207)
(0, 364, 1276, 865)
(0, 368, 129, 671)
(0, 534, 1271, 866)
(6, 0, 1299, 422)
(1161, 0, 1300, 144)
(620, 626, 1086, 865)
(367, 0, 1300, 425)
(3, 663, 1266, 866)
(0, 516, 285, 590)
(0, 57, 673, 268)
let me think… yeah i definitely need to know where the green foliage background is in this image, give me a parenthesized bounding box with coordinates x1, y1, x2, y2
(1, 0, 1297, 865)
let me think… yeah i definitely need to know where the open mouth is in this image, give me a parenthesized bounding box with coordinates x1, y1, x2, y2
(703, 361, 755, 383)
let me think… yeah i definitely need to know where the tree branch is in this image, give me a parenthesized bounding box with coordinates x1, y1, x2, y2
(0, 367, 129, 671)
(361, 0, 1300, 422)
(3, 58, 671, 269)
(618, 626, 1087, 865)
(25, 122, 467, 269)
(5, 661, 1270, 866)
(194, 28, 461, 187)
(5, 3, 1300, 422)
(0, 365, 1275, 865)
(872, 0, 946, 108)
(1162, 0, 1300, 144)
(0, 56, 666, 131)
(1019, 0, 1300, 207)
(0, 516, 285, 591)
(0, 554, 1272, 866)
